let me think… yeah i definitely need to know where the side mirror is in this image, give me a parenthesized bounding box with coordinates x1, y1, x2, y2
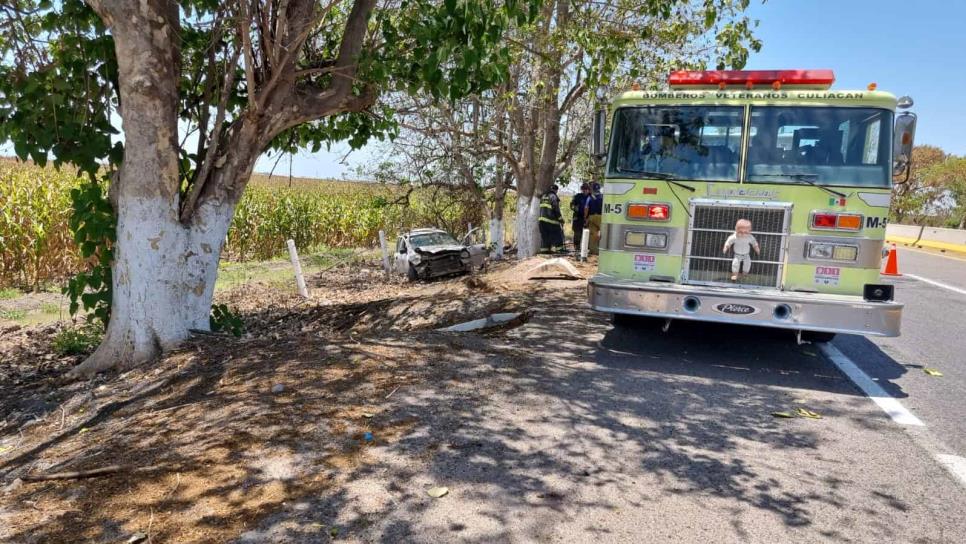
(893, 110, 917, 183)
(590, 108, 607, 158)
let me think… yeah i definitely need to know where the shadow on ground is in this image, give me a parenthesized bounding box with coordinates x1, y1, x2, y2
(0, 274, 926, 543)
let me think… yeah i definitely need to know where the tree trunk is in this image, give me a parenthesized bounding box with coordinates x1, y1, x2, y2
(69, 0, 377, 377)
(489, 163, 509, 259)
(68, 0, 185, 377)
(515, 194, 542, 258)
(69, 171, 247, 378)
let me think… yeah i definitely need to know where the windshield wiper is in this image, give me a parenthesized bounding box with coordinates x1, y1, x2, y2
(616, 167, 696, 192)
(751, 173, 846, 198)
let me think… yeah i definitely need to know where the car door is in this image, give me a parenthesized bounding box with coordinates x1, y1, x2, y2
(393, 237, 410, 275)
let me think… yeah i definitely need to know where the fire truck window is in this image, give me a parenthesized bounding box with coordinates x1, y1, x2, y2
(747, 107, 893, 187)
(608, 106, 743, 182)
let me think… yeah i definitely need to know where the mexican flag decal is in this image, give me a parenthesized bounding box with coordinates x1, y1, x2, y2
(829, 196, 847, 206)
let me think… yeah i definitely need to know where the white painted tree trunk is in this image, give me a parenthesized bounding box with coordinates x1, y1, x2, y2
(68, 199, 232, 378)
(515, 195, 542, 259)
(489, 218, 505, 259)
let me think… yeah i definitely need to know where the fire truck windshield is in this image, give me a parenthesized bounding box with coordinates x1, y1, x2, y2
(747, 106, 894, 188)
(609, 106, 744, 182)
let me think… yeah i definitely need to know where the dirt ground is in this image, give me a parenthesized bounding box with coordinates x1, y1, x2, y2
(0, 256, 592, 543)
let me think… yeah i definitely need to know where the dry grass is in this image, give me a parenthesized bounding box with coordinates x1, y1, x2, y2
(0, 258, 564, 543)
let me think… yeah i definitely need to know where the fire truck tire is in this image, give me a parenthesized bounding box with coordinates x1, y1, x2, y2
(612, 313, 633, 327)
(611, 313, 660, 328)
(802, 331, 837, 343)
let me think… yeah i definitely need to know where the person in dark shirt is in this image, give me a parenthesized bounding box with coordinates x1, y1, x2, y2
(570, 182, 591, 252)
(585, 182, 604, 255)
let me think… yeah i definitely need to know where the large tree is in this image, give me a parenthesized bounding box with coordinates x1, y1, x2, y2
(890, 145, 949, 225)
(365, 0, 761, 257)
(0, 0, 534, 376)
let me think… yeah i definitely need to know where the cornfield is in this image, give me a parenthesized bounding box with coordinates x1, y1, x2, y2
(0, 163, 488, 289)
(0, 160, 85, 290)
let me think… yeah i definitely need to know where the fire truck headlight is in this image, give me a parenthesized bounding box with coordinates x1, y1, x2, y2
(625, 231, 667, 249)
(645, 233, 668, 249)
(832, 245, 858, 261)
(808, 243, 835, 259)
(807, 242, 858, 261)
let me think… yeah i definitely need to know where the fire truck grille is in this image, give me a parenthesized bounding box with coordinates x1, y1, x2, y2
(685, 202, 790, 289)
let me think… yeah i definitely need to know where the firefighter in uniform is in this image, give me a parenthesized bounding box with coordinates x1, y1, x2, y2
(538, 184, 565, 253)
(585, 182, 604, 255)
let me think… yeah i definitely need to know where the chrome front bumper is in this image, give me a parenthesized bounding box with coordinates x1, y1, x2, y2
(589, 274, 903, 337)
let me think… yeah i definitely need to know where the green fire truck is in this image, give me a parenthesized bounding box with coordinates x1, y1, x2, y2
(587, 70, 918, 342)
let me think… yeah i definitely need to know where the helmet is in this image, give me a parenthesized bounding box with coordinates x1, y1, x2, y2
(550, 184, 559, 192)
(592, 182, 601, 192)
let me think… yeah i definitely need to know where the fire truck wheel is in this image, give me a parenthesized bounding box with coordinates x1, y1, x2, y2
(801, 331, 837, 343)
(611, 313, 660, 328)
(611, 313, 636, 327)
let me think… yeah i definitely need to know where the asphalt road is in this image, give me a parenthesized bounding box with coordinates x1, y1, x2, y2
(242, 250, 966, 543)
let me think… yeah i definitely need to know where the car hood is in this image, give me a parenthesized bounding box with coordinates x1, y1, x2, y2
(414, 244, 466, 255)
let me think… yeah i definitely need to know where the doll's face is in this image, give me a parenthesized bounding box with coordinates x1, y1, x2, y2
(735, 220, 752, 235)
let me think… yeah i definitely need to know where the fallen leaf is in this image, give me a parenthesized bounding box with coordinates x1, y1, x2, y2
(771, 411, 795, 418)
(791, 398, 807, 404)
(0, 445, 11, 453)
(78, 427, 90, 434)
(361, 413, 375, 419)
(427, 486, 449, 498)
(923, 368, 943, 377)
(795, 407, 822, 419)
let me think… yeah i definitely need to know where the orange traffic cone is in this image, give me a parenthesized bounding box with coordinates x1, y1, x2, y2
(882, 243, 901, 276)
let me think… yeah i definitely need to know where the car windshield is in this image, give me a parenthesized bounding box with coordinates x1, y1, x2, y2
(609, 106, 744, 182)
(747, 106, 894, 187)
(410, 232, 458, 247)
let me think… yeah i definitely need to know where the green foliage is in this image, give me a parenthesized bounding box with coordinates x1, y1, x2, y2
(0, 0, 120, 178)
(210, 304, 244, 337)
(371, 0, 534, 101)
(0, 288, 20, 300)
(891, 145, 962, 227)
(0, 309, 27, 321)
(52, 322, 104, 356)
(63, 179, 115, 326)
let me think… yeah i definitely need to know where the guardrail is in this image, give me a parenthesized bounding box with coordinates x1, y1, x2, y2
(886, 224, 966, 254)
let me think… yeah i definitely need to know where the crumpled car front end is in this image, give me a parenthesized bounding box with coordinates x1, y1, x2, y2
(411, 245, 473, 279)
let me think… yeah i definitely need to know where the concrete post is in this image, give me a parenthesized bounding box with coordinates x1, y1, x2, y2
(580, 228, 590, 261)
(286, 239, 309, 298)
(378, 230, 391, 277)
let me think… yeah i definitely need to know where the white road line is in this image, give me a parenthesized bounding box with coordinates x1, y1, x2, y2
(817, 343, 924, 426)
(936, 454, 966, 487)
(905, 273, 966, 297)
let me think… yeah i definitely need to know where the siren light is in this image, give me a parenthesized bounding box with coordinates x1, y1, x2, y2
(668, 70, 835, 90)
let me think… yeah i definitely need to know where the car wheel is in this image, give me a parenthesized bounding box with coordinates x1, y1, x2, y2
(407, 265, 419, 282)
(802, 331, 836, 343)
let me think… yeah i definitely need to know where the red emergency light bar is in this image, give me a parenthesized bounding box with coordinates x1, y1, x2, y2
(668, 69, 835, 90)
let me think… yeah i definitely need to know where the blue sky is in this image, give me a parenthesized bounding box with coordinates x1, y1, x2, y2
(267, 0, 963, 180)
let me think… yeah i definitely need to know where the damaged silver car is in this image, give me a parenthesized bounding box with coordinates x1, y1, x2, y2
(393, 228, 486, 281)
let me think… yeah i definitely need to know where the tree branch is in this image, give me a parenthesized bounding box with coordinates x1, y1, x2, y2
(181, 44, 242, 223)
